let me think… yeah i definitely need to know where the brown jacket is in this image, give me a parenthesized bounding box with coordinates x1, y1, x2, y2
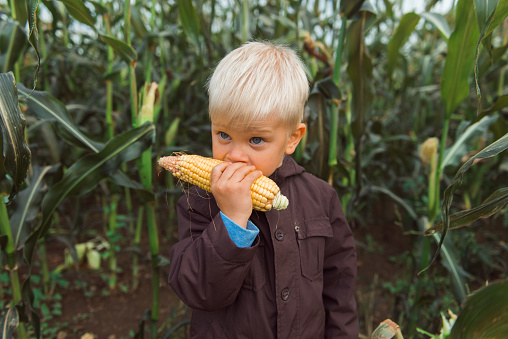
(168, 156, 358, 338)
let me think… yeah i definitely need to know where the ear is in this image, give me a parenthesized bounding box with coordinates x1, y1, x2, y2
(285, 123, 307, 155)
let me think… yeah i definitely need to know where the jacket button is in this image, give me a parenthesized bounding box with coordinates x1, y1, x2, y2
(274, 229, 284, 241)
(281, 288, 290, 301)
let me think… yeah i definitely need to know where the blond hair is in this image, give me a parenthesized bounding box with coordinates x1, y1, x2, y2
(207, 41, 309, 131)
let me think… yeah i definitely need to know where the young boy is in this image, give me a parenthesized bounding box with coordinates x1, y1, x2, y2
(168, 41, 358, 338)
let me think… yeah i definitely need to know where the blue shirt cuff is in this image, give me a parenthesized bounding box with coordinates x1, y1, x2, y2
(220, 212, 259, 248)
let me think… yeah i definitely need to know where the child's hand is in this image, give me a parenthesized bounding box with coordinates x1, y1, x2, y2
(210, 162, 262, 228)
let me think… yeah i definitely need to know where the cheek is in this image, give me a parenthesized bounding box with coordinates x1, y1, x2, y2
(261, 154, 283, 173)
(211, 141, 222, 157)
(212, 142, 231, 160)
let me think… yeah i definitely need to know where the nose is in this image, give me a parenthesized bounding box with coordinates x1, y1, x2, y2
(225, 144, 248, 164)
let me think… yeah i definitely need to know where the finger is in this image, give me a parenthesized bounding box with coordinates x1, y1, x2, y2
(210, 162, 232, 182)
(218, 162, 250, 181)
(243, 170, 263, 186)
(226, 164, 257, 183)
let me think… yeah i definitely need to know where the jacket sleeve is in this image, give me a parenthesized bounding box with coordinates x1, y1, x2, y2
(323, 189, 358, 339)
(168, 189, 258, 311)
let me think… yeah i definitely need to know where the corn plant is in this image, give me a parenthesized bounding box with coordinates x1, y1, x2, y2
(1, 2, 155, 334)
(136, 82, 161, 338)
(377, 279, 508, 338)
(0, 72, 155, 336)
(0, 71, 31, 338)
(425, 132, 508, 248)
(1, 0, 507, 337)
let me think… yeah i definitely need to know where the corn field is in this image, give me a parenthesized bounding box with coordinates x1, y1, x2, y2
(1, 0, 507, 338)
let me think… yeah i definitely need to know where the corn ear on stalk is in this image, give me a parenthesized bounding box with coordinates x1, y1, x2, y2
(158, 154, 289, 211)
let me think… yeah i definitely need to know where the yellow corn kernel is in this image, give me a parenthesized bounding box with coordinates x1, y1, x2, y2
(158, 154, 289, 211)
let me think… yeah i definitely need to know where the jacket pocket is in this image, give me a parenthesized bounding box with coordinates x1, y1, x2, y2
(242, 244, 267, 292)
(295, 218, 333, 281)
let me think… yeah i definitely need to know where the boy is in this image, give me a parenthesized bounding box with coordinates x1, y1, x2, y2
(168, 41, 358, 338)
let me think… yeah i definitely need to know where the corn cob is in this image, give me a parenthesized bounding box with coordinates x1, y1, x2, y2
(158, 154, 289, 211)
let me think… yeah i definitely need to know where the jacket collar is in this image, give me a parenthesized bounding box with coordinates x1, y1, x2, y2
(269, 155, 305, 184)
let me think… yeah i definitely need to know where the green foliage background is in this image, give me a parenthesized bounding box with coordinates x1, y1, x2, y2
(0, 0, 507, 338)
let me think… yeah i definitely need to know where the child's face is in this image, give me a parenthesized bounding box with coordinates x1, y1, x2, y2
(211, 117, 305, 177)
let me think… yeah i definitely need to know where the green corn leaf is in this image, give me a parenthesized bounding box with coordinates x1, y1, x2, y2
(23, 122, 155, 265)
(450, 279, 508, 339)
(346, 15, 374, 140)
(0, 132, 4, 186)
(316, 77, 341, 101)
(486, 0, 508, 35)
(474, 0, 499, 54)
(420, 311, 456, 337)
(343, 5, 375, 190)
(383, 0, 394, 19)
(21, 277, 40, 338)
(0, 72, 31, 202)
(99, 34, 138, 64)
(10, 0, 28, 25)
(17, 83, 103, 152)
(426, 187, 508, 234)
(441, 114, 499, 169)
(340, 0, 366, 19)
(425, 132, 508, 270)
(0, 19, 27, 73)
(86, 0, 108, 15)
(433, 233, 469, 303)
(332, 15, 347, 87)
(420, 12, 451, 40)
(131, 6, 149, 39)
(39, 1, 62, 24)
(387, 12, 451, 79)
(305, 91, 329, 178)
(58, 0, 96, 29)
(387, 12, 420, 78)
(482, 94, 508, 115)
(351, 1, 377, 31)
(17, 84, 153, 203)
(27, 0, 40, 91)
(9, 166, 57, 251)
(369, 185, 418, 220)
(0, 306, 19, 339)
(109, 171, 154, 203)
(473, 0, 502, 107)
(176, 0, 201, 50)
(441, 0, 479, 117)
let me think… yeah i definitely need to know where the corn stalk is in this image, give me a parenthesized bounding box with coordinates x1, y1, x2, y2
(425, 0, 480, 271)
(125, 0, 138, 127)
(137, 83, 160, 338)
(327, 14, 347, 175)
(100, 0, 120, 290)
(0, 202, 25, 338)
(344, 2, 375, 208)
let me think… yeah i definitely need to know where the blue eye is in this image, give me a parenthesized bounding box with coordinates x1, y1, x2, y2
(250, 137, 264, 145)
(219, 132, 231, 140)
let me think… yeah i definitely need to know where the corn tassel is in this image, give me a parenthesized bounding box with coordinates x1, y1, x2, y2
(158, 154, 289, 211)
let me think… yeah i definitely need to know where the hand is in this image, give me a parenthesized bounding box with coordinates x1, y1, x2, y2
(210, 162, 262, 228)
